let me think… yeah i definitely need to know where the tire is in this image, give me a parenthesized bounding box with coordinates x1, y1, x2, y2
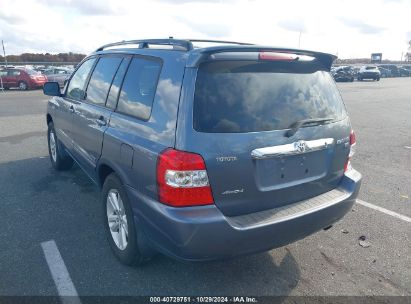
(18, 81, 28, 90)
(47, 122, 73, 171)
(350, 77, 354, 82)
(376, 77, 380, 81)
(102, 173, 154, 266)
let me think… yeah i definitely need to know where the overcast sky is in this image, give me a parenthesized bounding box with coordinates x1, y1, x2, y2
(0, 0, 410, 60)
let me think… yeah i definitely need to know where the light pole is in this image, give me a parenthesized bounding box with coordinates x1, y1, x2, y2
(2, 40, 7, 68)
(0, 40, 5, 92)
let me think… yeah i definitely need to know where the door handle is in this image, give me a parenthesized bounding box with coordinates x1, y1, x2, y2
(69, 105, 75, 113)
(96, 116, 107, 127)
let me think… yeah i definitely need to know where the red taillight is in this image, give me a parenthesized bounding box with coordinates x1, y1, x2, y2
(259, 52, 297, 61)
(156, 148, 214, 207)
(349, 129, 356, 145)
(344, 130, 356, 172)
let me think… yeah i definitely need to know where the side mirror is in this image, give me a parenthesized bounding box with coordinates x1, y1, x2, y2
(43, 82, 61, 96)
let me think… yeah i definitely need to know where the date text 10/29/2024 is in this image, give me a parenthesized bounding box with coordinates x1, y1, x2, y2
(150, 297, 258, 303)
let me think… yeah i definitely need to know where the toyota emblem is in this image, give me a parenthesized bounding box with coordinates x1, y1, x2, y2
(295, 140, 307, 153)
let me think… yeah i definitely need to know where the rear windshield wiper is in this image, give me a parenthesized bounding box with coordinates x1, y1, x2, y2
(285, 117, 336, 137)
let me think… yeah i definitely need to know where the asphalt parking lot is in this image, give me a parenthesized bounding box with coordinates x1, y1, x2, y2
(0, 78, 410, 298)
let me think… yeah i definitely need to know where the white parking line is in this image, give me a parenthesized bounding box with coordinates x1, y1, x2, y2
(41, 240, 81, 304)
(357, 199, 411, 223)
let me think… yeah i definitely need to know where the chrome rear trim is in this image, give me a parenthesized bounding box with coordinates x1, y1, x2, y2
(251, 138, 334, 159)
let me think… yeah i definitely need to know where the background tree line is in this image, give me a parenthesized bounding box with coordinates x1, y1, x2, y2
(0, 52, 86, 63)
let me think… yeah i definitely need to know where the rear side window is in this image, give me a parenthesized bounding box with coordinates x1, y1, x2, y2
(193, 61, 347, 133)
(86, 56, 123, 106)
(106, 57, 131, 110)
(116, 57, 162, 120)
(9, 70, 21, 76)
(67, 58, 96, 100)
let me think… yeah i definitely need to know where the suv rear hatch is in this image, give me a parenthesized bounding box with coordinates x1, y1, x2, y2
(177, 50, 352, 217)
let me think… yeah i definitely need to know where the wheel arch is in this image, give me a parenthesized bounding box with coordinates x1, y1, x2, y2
(18, 80, 28, 89)
(97, 159, 131, 189)
(46, 113, 53, 125)
(98, 163, 115, 188)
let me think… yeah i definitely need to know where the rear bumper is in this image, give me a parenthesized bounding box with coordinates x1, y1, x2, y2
(359, 73, 379, 79)
(30, 81, 46, 88)
(127, 170, 361, 261)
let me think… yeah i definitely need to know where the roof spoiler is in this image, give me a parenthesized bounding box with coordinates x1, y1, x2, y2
(187, 46, 337, 70)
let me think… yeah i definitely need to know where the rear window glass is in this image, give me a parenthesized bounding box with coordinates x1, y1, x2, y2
(193, 61, 347, 133)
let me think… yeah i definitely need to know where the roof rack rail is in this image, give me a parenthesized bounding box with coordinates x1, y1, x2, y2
(95, 38, 255, 52)
(95, 39, 194, 52)
(188, 39, 254, 46)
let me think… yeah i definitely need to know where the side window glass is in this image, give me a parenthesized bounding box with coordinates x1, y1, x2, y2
(116, 57, 161, 120)
(85, 56, 122, 106)
(66, 58, 96, 100)
(9, 70, 20, 76)
(105, 57, 130, 110)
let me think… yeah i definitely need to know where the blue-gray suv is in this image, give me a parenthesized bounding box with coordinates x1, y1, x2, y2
(43, 39, 362, 266)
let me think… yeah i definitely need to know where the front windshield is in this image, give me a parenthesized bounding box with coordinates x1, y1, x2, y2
(25, 69, 40, 75)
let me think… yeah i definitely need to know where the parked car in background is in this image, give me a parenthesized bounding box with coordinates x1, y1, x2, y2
(383, 65, 400, 77)
(43, 38, 361, 266)
(352, 67, 360, 77)
(33, 66, 47, 74)
(377, 66, 392, 78)
(43, 67, 73, 87)
(332, 66, 355, 82)
(398, 66, 411, 77)
(358, 66, 380, 81)
(0, 67, 47, 90)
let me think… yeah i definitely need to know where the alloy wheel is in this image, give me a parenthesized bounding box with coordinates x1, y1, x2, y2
(49, 130, 57, 163)
(106, 189, 129, 250)
(19, 82, 27, 90)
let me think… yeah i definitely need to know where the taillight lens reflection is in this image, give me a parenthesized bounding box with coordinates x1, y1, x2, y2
(344, 130, 356, 172)
(157, 148, 214, 207)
